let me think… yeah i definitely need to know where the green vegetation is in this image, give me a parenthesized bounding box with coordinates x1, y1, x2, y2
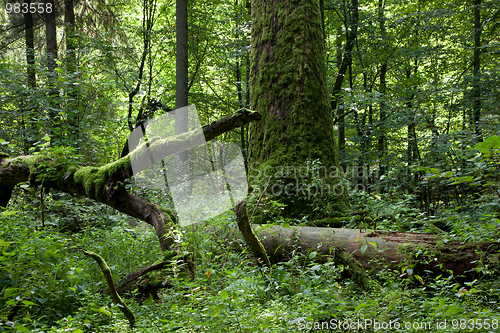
(1, 201, 500, 332)
(1, 0, 500, 331)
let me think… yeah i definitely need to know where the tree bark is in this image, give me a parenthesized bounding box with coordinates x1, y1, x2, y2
(331, 0, 359, 155)
(65, 0, 79, 145)
(234, 201, 271, 267)
(249, 0, 348, 223)
(45, 0, 60, 143)
(23, 0, 37, 152)
(377, 0, 387, 179)
(24, 0, 36, 88)
(175, 0, 189, 167)
(472, 0, 482, 141)
(225, 225, 498, 278)
(80, 250, 136, 327)
(64, 0, 76, 71)
(45, 0, 57, 76)
(406, 62, 420, 170)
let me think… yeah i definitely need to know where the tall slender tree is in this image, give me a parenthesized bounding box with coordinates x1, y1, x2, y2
(24, 0, 36, 89)
(45, 0, 61, 145)
(472, 0, 482, 141)
(175, 0, 188, 147)
(330, 0, 359, 163)
(65, 0, 79, 145)
(377, 0, 388, 179)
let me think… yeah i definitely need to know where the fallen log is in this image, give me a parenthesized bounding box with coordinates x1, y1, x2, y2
(233, 201, 379, 290)
(224, 225, 499, 278)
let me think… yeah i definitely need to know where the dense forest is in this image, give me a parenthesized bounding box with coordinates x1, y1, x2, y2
(0, 0, 499, 331)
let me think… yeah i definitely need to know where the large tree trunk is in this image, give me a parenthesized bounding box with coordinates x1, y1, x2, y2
(248, 0, 348, 223)
(0, 110, 260, 251)
(226, 225, 498, 278)
(45, 0, 57, 76)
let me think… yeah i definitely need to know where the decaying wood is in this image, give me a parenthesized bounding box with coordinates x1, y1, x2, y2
(80, 249, 136, 327)
(234, 201, 271, 267)
(116, 250, 194, 297)
(225, 225, 499, 278)
(117, 262, 169, 294)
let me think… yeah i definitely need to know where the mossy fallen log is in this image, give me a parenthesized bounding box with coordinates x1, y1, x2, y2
(300, 215, 365, 228)
(224, 225, 500, 278)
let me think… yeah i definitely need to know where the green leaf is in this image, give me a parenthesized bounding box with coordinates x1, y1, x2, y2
(355, 302, 370, 311)
(309, 251, 317, 260)
(360, 245, 367, 255)
(99, 306, 112, 316)
(36, 297, 48, 304)
(14, 324, 29, 332)
(445, 304, 462, 315)
(212, 304, 224, 318)
(219, 290, 229, 299)
(476, 135, 500, 156)
(1, 210, 18, 216)
(22, 300, 36, 306)
(368, 241, 377, 249)
(442, 171, 453, 178)
(3, 287, 17, 298)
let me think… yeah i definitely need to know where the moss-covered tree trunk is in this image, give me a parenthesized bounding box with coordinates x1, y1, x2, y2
(248, 0, 348, 222)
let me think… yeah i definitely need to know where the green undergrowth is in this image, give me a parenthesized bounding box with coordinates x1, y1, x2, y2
(1, 199, 500, 332)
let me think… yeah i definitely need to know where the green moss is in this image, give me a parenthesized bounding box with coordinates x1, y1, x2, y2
(248, 0, 349, 224)
(13, 155, 46, 186)
(302, 215, 363, 227)
(154, 204, 178, 224)
(73, 156, 131, 199)
(336, 250, 380, 291)
(396, 242, 460, 264)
